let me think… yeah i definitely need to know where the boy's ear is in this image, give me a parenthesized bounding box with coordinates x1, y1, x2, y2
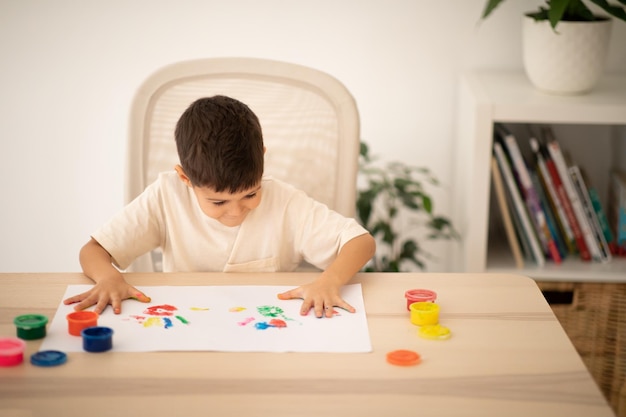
(175, 165, 192, 187)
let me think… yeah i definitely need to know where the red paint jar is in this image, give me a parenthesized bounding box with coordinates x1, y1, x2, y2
(404, 289, 437, 310)
(0, 337, 27, 367)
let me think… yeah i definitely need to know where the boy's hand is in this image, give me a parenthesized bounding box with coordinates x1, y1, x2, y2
(277, 277, 355, 318)
(63, 278, 151, 315)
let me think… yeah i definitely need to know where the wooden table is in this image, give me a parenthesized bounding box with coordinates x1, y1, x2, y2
(0, 272, 615, 417)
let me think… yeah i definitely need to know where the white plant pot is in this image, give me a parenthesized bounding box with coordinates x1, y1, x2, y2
(522, 15, 612, 95)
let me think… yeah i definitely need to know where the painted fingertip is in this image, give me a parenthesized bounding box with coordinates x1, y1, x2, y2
(132, 293, 151, 303)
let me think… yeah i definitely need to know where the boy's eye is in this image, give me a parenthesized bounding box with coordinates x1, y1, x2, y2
(212, 201, 226, 206)
(245, 192, 257, 199)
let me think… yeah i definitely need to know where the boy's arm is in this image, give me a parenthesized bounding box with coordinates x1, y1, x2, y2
(63, 238, 151, 314)
(278, 233, 376, 318)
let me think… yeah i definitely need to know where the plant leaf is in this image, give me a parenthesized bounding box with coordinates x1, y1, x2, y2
(589, 0, 626, 21)
(356, 193, 373, 227)
(548, 0, 571, 28)
(481, 0, 505, 19)
(422, 195, 433, 214)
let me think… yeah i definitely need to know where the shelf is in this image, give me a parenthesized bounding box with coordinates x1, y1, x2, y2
(467, 71, 626, 124)
(486, 238, 626, 283)
(452, 70, 626, 283)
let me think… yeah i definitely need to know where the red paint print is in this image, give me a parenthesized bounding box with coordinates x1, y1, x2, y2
(269, 319, 287, 328)
(130, 315, 146, 323)
(144, 304, 178, 317)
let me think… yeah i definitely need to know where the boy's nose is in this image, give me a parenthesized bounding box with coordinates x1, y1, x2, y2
(228, 203, 244, 216)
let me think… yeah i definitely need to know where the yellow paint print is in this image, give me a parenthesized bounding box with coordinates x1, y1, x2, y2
(143, 317, 162, 328)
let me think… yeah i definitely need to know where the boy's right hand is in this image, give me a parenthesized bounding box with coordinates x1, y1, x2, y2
(63, 277, 151, 315)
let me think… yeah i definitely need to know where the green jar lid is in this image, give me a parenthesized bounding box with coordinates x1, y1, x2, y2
(14, 314, 48, 340)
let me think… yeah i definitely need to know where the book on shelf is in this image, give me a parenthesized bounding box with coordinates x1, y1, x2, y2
(505, 171, 535, 264)
(493, 141, 545, 266)
(609, 170, 626, 250)
(541, 127, 593, 261)
(490, 155, 524, 268)
(588, 187, 614, 247)
(529, 137, 577, 255)
(530, 171, 568, 259)
(569, 165, 611, 262)
(496, 125, 561, 263)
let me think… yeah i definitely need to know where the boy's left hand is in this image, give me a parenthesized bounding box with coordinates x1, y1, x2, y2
(277, 279, 355, 318)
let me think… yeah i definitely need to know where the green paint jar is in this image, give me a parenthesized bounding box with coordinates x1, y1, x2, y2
(14, 314, 48, 340)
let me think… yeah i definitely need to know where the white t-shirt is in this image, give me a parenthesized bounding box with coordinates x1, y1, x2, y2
(93, 172, 368, 272)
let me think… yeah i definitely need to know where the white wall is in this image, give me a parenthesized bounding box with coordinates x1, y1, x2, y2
(1, 0, 624, 272)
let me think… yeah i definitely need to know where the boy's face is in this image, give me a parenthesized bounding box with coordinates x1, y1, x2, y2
(190, 184, 262, 227)
(175, 165, 262, 227)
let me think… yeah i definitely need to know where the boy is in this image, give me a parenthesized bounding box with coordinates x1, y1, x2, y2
(64, 95, 376, 318)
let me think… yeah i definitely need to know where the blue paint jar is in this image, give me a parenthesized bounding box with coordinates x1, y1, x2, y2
(81, 326, 113, 352)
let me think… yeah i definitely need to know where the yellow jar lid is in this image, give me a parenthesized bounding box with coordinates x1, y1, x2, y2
(418, 324, 452, 340)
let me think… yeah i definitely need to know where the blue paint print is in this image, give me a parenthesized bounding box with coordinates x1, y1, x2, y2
(254, 319, 287, 330)
(163, 317, 172, 329)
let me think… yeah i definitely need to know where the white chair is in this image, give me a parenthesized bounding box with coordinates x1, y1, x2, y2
(126, 57, 361, 272)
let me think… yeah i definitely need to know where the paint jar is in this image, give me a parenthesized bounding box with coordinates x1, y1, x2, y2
(410, 302, 440, 326)
(81, 326, 113, 352)
(14, 314, 48, 340)
(67, 311, 99, 336)
(404, 289, 437, 310)
(30, 350, 68, 367)
(0, 337, 27, 367)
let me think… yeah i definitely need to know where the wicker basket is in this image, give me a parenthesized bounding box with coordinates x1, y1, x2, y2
(538, 281, 626, 417)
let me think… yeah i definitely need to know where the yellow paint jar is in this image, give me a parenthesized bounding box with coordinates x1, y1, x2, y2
(410, 302, 440, 326)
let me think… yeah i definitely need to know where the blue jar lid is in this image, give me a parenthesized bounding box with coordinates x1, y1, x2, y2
(30, 350, 67, 367)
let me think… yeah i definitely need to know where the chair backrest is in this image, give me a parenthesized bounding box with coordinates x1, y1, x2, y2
(126, 57, 361, 271)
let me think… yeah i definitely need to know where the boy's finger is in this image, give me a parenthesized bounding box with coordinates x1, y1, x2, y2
(337, 300, 356, 314)
(313, 301, 325, 318)
(298, 299, 313, 316)
(63, 296, 79, 305)
(111, 298, 122, 315)
(93, 299, 109, 315)
(72, 301, 90, 311)
(129, 290, 152, 303)
(72, 296, 96, 311)
(63, 292, 88, 305)
(277, 288, 301, 300)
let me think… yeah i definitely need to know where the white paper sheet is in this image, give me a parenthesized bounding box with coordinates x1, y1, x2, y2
(40, 284, 372, 353)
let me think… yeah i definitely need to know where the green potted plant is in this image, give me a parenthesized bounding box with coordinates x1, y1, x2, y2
(356, 142, 457, 272)
(482, 0, 626, 29)
(481, 0, 626, 94)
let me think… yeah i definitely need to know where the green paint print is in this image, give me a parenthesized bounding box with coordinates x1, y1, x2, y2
(257, 305, 286, 318)
(255, 305, 297, 325)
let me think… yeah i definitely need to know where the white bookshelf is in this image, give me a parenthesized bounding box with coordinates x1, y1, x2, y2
(451, 70, 626, 283)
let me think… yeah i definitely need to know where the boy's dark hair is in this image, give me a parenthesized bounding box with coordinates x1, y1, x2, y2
(175, 95, 264, 192)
